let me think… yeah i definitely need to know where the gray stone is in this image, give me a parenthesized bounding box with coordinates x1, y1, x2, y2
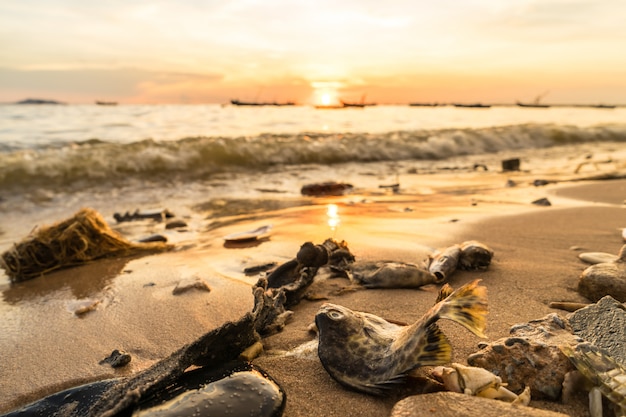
(567, 295, 626, 366)
(390, 392, 569, 417)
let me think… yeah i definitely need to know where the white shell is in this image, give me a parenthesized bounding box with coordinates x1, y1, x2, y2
(224, 225, 272, 242)
(579, 252, 618, 265)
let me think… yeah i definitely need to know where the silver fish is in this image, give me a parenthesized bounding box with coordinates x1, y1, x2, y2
(428, 245, 462, 282)
(458, 241, 494, 270)
(315, 280, 488, 395)
(348, 261, 437, 288)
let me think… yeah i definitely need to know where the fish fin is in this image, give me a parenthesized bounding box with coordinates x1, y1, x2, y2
(560, 343, 621, 387)
(437, 279, 488, 338)
(408, 323, 452, 367)
(435, 283, 454, 303)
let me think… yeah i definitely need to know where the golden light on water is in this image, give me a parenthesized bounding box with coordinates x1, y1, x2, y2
(327, 204, 340, 232)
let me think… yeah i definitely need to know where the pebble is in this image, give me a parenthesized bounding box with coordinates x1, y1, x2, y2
(172, 276, 211, 295)
(99, 349, 132, 368)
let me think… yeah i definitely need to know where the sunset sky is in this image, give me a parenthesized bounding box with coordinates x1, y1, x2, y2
(1, 1, 625, 105)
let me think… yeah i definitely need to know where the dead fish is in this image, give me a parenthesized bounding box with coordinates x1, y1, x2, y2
(458, 241, 494, 270)
(428, 245, 462, 282)
(315, 280, 488, 395)
(560, 343, 626, 417)
(347, 261, 437, 288)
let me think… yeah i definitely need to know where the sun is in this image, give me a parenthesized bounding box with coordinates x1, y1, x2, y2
(321, 93, 332, 105)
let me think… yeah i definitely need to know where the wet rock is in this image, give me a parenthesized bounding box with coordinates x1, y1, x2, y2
(467, 314, 580, 400)
(165, 220, 187, 229)
(567, 296, 626, 366)
(501, 158, 520, 172)
(532, 198, 551, 206)
(300, 182, 353, 196)
(577, 245, 626, 302)
(139, 234, 168, 243)
(390, 392, 568, 417)
(99, 350, 132, 368)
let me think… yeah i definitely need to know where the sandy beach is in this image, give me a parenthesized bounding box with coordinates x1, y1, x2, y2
(1, 165, 625, 415)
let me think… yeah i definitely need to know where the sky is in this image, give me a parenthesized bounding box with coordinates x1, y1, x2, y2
(1, 0, 625, 105)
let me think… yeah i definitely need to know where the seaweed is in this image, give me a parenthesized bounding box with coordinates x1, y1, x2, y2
(0, 208, 170, 283)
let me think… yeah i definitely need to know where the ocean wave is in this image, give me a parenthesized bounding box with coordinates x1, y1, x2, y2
(2, 123, 625, 190)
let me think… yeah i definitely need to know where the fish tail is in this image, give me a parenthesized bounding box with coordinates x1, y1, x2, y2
(412, 323, 452, 366)
(436, 279, 488, 338)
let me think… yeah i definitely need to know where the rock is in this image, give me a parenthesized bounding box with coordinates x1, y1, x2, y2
(300, 182, 353, 196)
(99, 350, 132, 368)
(531, 198, 551, 206)
(390, 392, 569, 417)
(501, 158, 520, 172)
(172, 277, 211, 295)
(467, 314, 580, 400)
(165, 220, 187, 229)
(577, 247, 626, 302)
(567, 296, 626, 366)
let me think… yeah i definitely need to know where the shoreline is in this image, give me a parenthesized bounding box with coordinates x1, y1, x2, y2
(1, 175, 625, 415)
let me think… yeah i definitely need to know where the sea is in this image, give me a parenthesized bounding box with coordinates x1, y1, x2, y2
(1, 103, 625, 272)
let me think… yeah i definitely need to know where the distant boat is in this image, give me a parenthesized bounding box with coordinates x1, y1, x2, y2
(409, 102, 439, 107)
(453, 103, 491, 108)
(516, 91, 550, 108)
(590, 104, 616, 109)
(95, 100, 118, 106)
(230, 99, 295, 106)
(516, 101, 550, 108)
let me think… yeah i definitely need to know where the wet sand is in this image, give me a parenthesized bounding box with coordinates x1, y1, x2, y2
(1, 171, 625, 415)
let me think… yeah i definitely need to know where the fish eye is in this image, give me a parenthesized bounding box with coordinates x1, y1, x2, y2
(328, 311, 343, 320)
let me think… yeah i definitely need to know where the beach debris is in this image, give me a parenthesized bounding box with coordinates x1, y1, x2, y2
(71, 298, 101, 316)
(243, 262, 277, 275)
(501, 158, 520, 172)
(0, 208, 170, 283)
(431, 363, 531, 405)
(622, 228, 626, 242)
(223, 224, 272, 243)
(467, 313, 579, 401)
(458, 240, 494, 270)
(390, 392, 569, 417)
(172, 276, 211, 295)
(505, 179, 517, 187)
(567, 296, 626, 366)
(425, 240, 493, 283)
(577, 245, 626, 302)
(99, 350, 132, 368)
(131, 362, 285, 417)
(560, 343, 626, 417)
(347, 261, 438, 288)
(473, 163, 488, 171)
(379, 183, 400, 193)
(315, 280, 487, 395)
(264, 238, 355, 307)
(113, 208, 174, 223)
(300, 181, 353, 196)
(428, 245, 461, 282)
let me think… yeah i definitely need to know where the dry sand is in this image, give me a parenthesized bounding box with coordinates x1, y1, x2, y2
(1, 173, 625, 416)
